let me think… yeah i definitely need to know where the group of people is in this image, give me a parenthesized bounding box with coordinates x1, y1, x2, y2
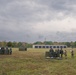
(49, 48, 74, 59)
(0, 47, 12, 55)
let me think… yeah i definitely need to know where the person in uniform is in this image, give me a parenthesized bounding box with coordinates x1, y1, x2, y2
(57, 48, 60, 57)
(60, 48, 63, 58)
(9, 47, 12, 55)
(71, 49, 74, 58)
(49, 48, 54, 58)
(64, 50, 67, 59)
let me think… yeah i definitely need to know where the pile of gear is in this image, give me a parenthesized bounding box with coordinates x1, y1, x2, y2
(45, 48, 64, 59)
(0, 47, 12, 55)
(19, 47, 27, 51)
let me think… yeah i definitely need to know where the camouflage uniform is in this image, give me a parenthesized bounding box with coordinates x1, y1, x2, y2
(60, 49, 63, 58)
(64, 50, 67, 59)
(71, 50, 74, 58)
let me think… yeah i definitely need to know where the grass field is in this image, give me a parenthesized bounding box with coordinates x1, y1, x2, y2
(0, 48, 76, 75)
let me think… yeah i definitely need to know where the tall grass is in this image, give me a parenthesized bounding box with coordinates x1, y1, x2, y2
(0, 48, 76, 75)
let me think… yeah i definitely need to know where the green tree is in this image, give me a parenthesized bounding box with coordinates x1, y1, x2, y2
(73, 41, 76, 48)
(17, 42, 22, 47)
(34, 41, 42, 44)
(25, 43, 32, 48)
(44, 41, 53, 45)
(65, 42, 71, 47)
(7, 42, 12, 47)
(12, 41, 17, 47)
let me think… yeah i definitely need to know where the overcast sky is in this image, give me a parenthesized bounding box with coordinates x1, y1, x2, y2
(0, 0, 76, 43)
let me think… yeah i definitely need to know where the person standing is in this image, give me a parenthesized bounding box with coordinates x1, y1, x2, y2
(9, 47, 12, 55)
(49, 48, 54, 58)
(64, 50, 67, 59)
(71, 49, 74, 58)
(60, 48, 63, 58)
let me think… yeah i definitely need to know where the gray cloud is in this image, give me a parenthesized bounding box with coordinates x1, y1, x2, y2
(0, 0, 76, 43)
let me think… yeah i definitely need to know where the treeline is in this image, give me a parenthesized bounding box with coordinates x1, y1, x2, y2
(33, 41, 76, 48)
(0, 41, 76, 48)
(0, 41, 32, 48)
